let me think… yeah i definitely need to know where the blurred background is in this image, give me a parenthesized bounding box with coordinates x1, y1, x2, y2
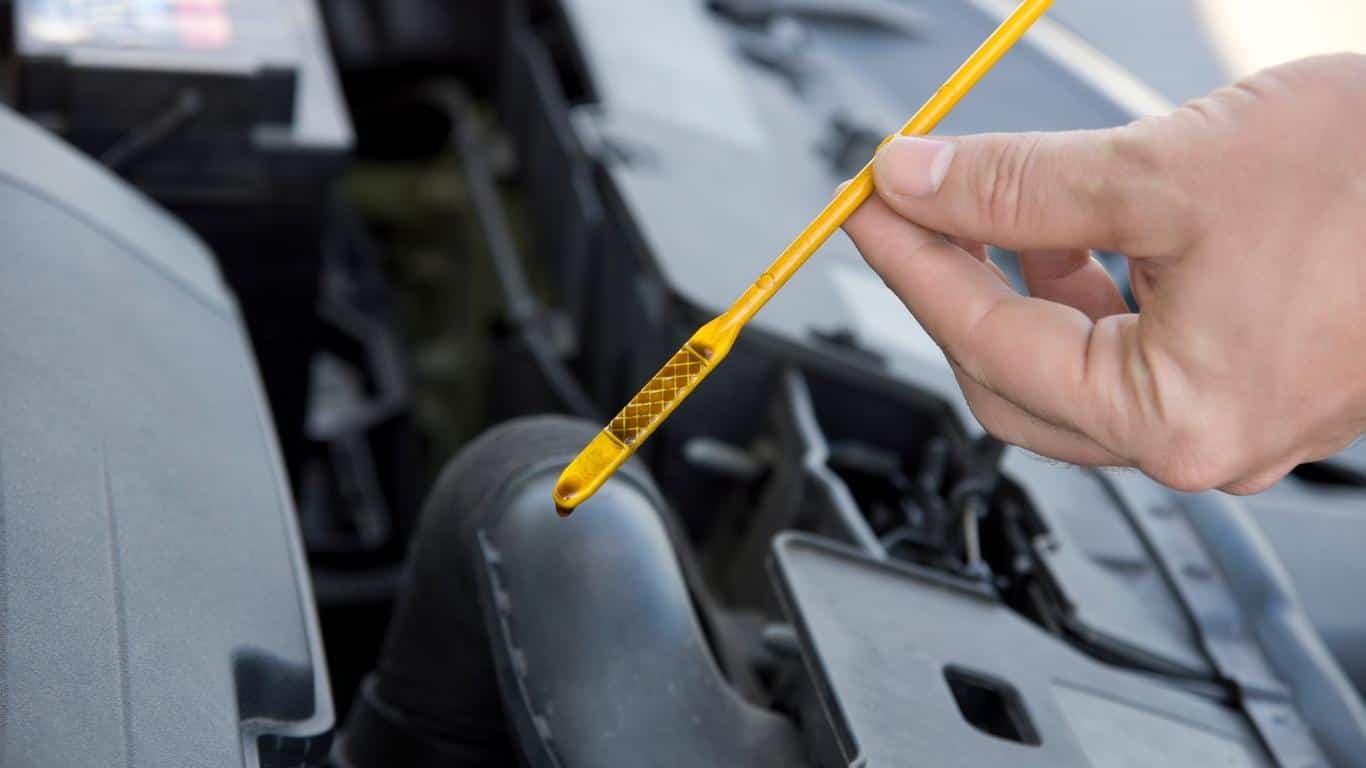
(1198, 0, 1366, 77)
(1052, 0, 1366, 103)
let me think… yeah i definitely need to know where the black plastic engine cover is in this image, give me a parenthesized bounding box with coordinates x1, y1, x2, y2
(0, 105, 332, 767)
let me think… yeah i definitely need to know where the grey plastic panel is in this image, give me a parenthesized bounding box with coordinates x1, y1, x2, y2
(1183, 491, 1366, 768)
(770, 533, 1279, 767)
(0, 106, 228, 307)
(1003, 452, 1212, 676)
(0, 106, 331, 767)
(1246, 478, 1366, 698)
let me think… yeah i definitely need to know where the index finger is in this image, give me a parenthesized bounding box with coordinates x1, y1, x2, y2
(844, 194, 1146, 458)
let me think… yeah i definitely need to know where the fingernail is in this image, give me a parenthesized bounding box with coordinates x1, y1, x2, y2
(875, 136, 956, 197)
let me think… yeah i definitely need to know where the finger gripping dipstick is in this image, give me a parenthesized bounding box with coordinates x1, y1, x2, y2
(554, 0, 1055, 515)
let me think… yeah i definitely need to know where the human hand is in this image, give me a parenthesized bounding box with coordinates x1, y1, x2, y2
(843, 54, 1366, 494)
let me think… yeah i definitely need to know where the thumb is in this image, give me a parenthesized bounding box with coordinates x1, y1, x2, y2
(872, 128, 1179, 255)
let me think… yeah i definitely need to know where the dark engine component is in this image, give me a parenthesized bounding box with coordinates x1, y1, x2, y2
(321, 0, 501, 78)
(0, 104, 332, 766)
(339, 416, 806, 767)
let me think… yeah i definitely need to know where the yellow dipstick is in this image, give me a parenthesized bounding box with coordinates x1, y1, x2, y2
(554, 0, 1054, 516)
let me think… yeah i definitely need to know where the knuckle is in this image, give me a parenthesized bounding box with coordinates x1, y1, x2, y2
(1220, 470, 1286, 497)
(963, 392, 1009, 442)
(960, 387, 1030, 451)
(977, 414, 1014, 446)
(1099, 126, 1190, 252)
(977, 134, 1041, 233)
(1104, 127, 1163, 196)
(1141, 422, 1234, 493)
(1144, 458, 1218, 494)
(1262, 53, 1366, 103)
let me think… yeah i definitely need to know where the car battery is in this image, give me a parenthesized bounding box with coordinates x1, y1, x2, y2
(14, 0, 320, 187)
(11, 0, 355, 488)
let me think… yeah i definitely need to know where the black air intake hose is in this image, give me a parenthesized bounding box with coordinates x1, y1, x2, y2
(338, 415, 806, 767)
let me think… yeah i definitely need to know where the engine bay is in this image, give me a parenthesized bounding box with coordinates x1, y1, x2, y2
(0, 1, 1364, 766)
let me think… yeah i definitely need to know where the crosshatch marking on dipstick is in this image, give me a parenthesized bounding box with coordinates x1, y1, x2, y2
(607, 347, 708, 445)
